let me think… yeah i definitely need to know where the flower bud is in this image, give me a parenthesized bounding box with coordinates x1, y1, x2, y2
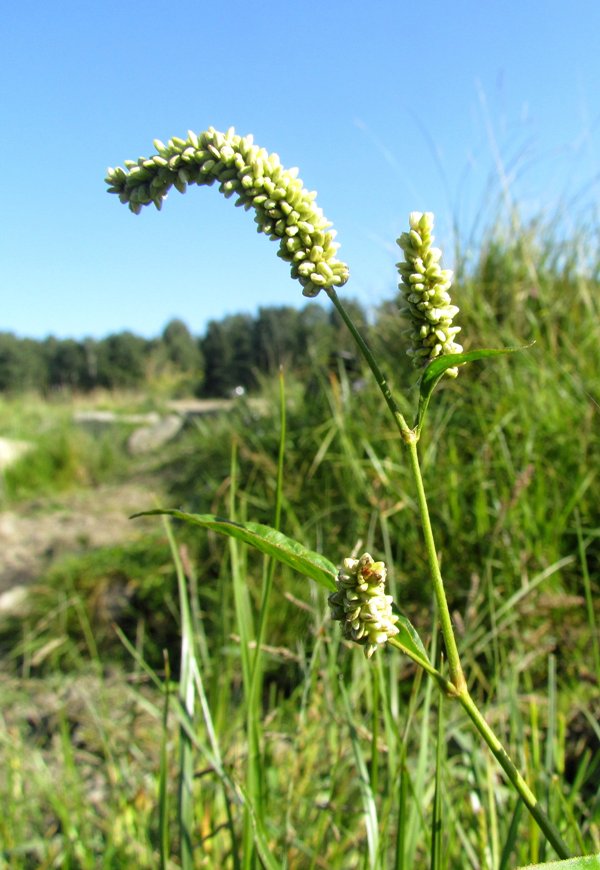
(106, 127, 349, 297)
(328, 553, 400, 658)
(396, 212, 463, 376)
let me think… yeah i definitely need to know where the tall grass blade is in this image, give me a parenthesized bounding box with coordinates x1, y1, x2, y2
(164, 518, 196, 870)
(370, 664, 380, 797)
(249, 367, 286, 704)
(244, 368, 288, 867)
(159, 653, 171, 869)
(486, 753, 500, 870)
(499, 801, 523, 870)
(191, 655, 242, 869)
(430, 691, 444, 870)
(575, 512, 600, 681)
(339, 676, 380, 870)
(404, 626, 438, 867)
(394, 745, 408, 870)
(227, 443, 257, 868)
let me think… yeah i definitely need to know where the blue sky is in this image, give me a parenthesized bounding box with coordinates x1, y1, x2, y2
(2, 1, 600, 340)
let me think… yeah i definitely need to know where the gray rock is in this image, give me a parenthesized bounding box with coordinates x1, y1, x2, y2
(0, 584, 28, 616)
(0, 437, 33, 470)
(127, 414, 184, 454)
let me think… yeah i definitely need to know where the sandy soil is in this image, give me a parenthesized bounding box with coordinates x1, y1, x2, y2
(0, 482, 162, 596)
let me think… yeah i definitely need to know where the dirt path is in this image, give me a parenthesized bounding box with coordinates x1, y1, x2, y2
(0, 482, 163, 595)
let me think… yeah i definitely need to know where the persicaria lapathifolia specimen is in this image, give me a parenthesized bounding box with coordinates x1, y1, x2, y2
(105, 127, 349, 299)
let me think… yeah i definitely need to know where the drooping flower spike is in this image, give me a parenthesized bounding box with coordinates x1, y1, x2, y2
(328, 553, 400, 658)
(396, 212, 463, 377)
(105, 127, 349, 299)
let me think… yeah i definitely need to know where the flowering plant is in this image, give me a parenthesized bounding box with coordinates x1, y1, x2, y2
(107, 128, 577, 865)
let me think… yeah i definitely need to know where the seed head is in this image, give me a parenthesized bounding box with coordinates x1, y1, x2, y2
(105, 127, 349, 298)
(396, 212, 463, 377)
(328, 553, 399, 658)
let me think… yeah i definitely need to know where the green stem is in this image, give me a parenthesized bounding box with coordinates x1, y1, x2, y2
(327, 287, 572, 859)
(405, 439, 466, 694)
(408, 434, 571, 857)
(387, 637, 450, 692)
(327, 285, 463, 687)
(405, 413, 570, 856)
(326, 287, 412, 441)
(458, 689, 571, 859)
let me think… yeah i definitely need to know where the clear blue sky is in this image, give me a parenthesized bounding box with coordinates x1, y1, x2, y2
(2, 1, 599, 340)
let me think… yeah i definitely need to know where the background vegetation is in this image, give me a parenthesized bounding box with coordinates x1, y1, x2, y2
(0, 301, 366, 399)
(0, 215, 598, 867)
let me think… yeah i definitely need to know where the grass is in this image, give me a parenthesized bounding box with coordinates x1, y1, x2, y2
(0, 394, 141, 506)
(0, 215, 599, 867)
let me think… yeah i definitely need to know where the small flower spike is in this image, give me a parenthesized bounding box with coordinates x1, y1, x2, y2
(328, 553, 400, 658)
(105, 127, 349, 298)
(396, 212, 463, 377)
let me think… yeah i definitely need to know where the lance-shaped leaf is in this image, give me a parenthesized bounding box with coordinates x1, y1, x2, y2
(392, 610, 430, 664)
(132, 509, 338, 591)
(517, 856, 600, 869)
(415, 343, 535, 432)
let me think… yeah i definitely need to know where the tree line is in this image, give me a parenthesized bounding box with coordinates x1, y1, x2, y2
(0, 300, 397, 397)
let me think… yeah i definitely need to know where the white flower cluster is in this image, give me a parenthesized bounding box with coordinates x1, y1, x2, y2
(328, 553, 399, 659)
(396, 212, 463, 377)
(105, 127, 349, 298)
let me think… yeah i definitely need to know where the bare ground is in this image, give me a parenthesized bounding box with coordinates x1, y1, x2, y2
(0, 481, 163, 596)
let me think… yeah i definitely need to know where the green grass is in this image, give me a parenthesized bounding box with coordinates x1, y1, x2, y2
(0, 395, 139, 505)
(0, 217, 599, 867)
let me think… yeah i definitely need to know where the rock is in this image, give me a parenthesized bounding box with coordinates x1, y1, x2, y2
(0, 437, 33, 470)
(73, 410, 160, 425)
(0, 584, 28, 616)
(127, 414, 184, 454)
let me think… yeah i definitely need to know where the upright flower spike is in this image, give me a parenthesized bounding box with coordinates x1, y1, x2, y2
(328, 553, 400, 658)
(105, 127, 349, 298)
(396, 212, 463, 377)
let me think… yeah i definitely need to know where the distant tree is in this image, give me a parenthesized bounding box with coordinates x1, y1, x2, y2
(0, 333, 46, 392)
(200, 314, 256, 396)
(161, 318, 203, 373)
(0, 299, 378, 397)
(328, 298, 370, 372)
(80, 338, 101, 390)
(297, 303, 335, 367)
(95, 331, 148, 389)
(371, 296, 414, 383)
(252, 306, 302, 373)
(43, 337, 89, 391)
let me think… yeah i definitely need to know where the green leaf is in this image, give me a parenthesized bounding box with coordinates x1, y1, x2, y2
(415, 343, 534, 432)
(132, 509, 338, 591)
(393, 611, 431, 664)
(517, 856, 600, 869)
